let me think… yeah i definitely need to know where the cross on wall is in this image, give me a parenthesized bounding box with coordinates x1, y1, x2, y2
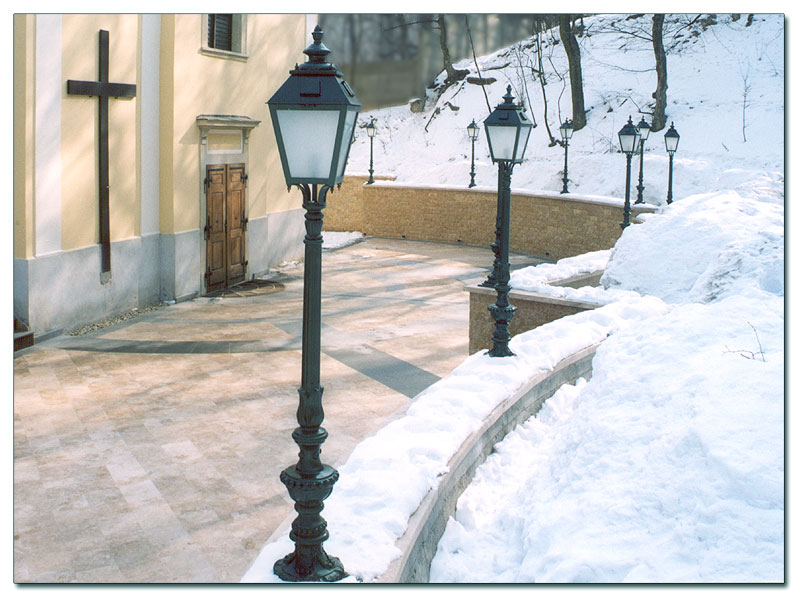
(66, 29, 136, 279)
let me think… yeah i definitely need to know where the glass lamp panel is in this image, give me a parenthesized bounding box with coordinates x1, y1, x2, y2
(665, 134, 679, 153)
(335, 109, 358, 180)
(485, 124, 519, 161)
(515, 124, 532, 162)
(619, 131, 637, 154)
(276, 108, 341, 180)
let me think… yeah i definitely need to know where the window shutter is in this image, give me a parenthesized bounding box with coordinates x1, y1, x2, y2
(208, 14, 233, 51)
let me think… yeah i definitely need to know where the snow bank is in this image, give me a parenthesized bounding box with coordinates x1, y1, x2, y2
(602, 191, 784, 304)
(322, 231, 365, 250)
(242, 292, 669, 583)
(430, 289, 783, 583)
(430, 184, 784, 582)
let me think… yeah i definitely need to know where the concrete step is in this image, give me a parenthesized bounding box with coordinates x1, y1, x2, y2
(14, 317, 34, 351)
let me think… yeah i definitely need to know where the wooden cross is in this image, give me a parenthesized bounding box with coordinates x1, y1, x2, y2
(67, 29, 136, 277)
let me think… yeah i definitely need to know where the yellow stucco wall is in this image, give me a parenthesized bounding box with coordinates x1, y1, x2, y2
(15, 14, 311, 251)
(13, 14, 35, 259)
(60, 14, 139, 250)
(162, 14, 307, 235)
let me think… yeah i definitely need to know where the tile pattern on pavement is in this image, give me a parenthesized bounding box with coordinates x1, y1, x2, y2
(13, 237, 541, 583)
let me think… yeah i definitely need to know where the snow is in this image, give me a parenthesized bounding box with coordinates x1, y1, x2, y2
(346, 14, 783, 208)
(321, 231, 365, 250)
(429, 194, 784, 583)
(243, 13, 784, 584)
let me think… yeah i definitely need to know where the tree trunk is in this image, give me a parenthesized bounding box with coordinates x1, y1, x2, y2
(346, 14, 362, 90)
(535, 30, 557, 146)
(652, 13, 668, 132)
(559, 14, 586, 130)
(437, 14, 468, 85)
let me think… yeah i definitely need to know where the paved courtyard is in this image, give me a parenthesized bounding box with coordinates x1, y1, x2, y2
(13, 237, 540, 583)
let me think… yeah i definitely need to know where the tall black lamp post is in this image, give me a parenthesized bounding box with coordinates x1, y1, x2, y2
(483, 86, 532, 357)
(266, 25, 360, 582)
(559, 118, 574, 193)
(634, 117, 651, 204)
(664, 122, 680, 205)
(467, 119, 479, 188)
(617, 116, 640, 231)
(366, 117, 376, 184)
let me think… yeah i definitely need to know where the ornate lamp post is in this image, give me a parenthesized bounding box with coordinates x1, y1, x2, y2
(559, 118, 574, 193)
(482, 86, 532, 357)
(467, 119, 479, 188)
(634, 116, 651, 204)
(366, 117, 376, 184)
(266, 24, 360, 582)
(617, 116, 640, 231)
(664, 122, 680, 205)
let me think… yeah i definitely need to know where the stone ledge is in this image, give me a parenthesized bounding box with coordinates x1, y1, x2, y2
(466, 281, 604, 311)
(376, 342, 600, 583)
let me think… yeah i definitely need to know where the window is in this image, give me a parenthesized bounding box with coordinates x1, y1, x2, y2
(208, 14, 233, 51)
(201, 14, 247, 59)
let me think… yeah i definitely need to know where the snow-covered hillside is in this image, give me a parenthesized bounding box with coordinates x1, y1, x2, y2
(347, 13, 784, 207)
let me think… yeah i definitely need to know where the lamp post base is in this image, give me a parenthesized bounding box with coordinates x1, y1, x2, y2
(273, 463, 347, 582)
(487, 301, 516, 357)
(274, 547, 346, 582)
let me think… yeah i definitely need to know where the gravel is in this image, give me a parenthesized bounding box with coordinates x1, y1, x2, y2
(65, 303, 168, 336)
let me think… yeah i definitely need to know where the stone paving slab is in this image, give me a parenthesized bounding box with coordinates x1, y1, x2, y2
(13, 237, 542, 583)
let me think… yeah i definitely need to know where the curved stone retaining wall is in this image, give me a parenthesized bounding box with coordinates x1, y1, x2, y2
(326, 176, 655, 261)
(467, 279, 604, 354)
(375, 342, 600, 583)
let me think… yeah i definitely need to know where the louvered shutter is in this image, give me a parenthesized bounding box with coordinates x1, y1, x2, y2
(208, 14, 233, 51)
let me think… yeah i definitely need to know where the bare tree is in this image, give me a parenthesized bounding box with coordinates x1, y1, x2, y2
(534, 26, 558, 146)
(559, 14, 587, 130)
(437, 14, 469, 85)
(651, 13, 668, 131)
(739, 61, 752, 142)
(346, 14, 363, 89)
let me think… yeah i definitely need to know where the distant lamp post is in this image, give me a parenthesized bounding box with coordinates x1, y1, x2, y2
(366, 117, 377, 184)
(559, 118, 574, 193)
(467, 118, 480, 188)
(482, 86, 532, 357)
(266, 24, 360, 583)
(617, 116, 640, 231)
(664, 122, 680, 205)
(634, 116, 651, 204)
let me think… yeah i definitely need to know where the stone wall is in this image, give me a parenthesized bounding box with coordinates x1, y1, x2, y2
(467, 284, 602, 354)
(327, 176, 655, 261)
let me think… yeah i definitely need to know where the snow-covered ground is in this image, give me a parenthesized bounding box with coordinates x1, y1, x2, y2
(243, 13, 784, 584)
(346, 13, 783, 207)
(430, 190, 784, 583)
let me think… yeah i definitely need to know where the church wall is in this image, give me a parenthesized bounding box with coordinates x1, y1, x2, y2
(13, 14, 35, 260)
(161, 13, 311, 289)
(60, 14, 139, 251)
(13, 13, 317, 336)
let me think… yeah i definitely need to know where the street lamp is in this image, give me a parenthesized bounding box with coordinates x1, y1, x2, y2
(559, 118, 574, 193)
(664, 122, 680, 205)
(467, 119, 480, 188)
(482, 85, 532, 357)
(634, 116, 651, 204)
(266, 24, 360, 583)
(617, 116, 640, 231)
(366, 118, 377, 184)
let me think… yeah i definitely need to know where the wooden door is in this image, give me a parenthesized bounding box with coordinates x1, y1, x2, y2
(205, 164, 247, 293)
